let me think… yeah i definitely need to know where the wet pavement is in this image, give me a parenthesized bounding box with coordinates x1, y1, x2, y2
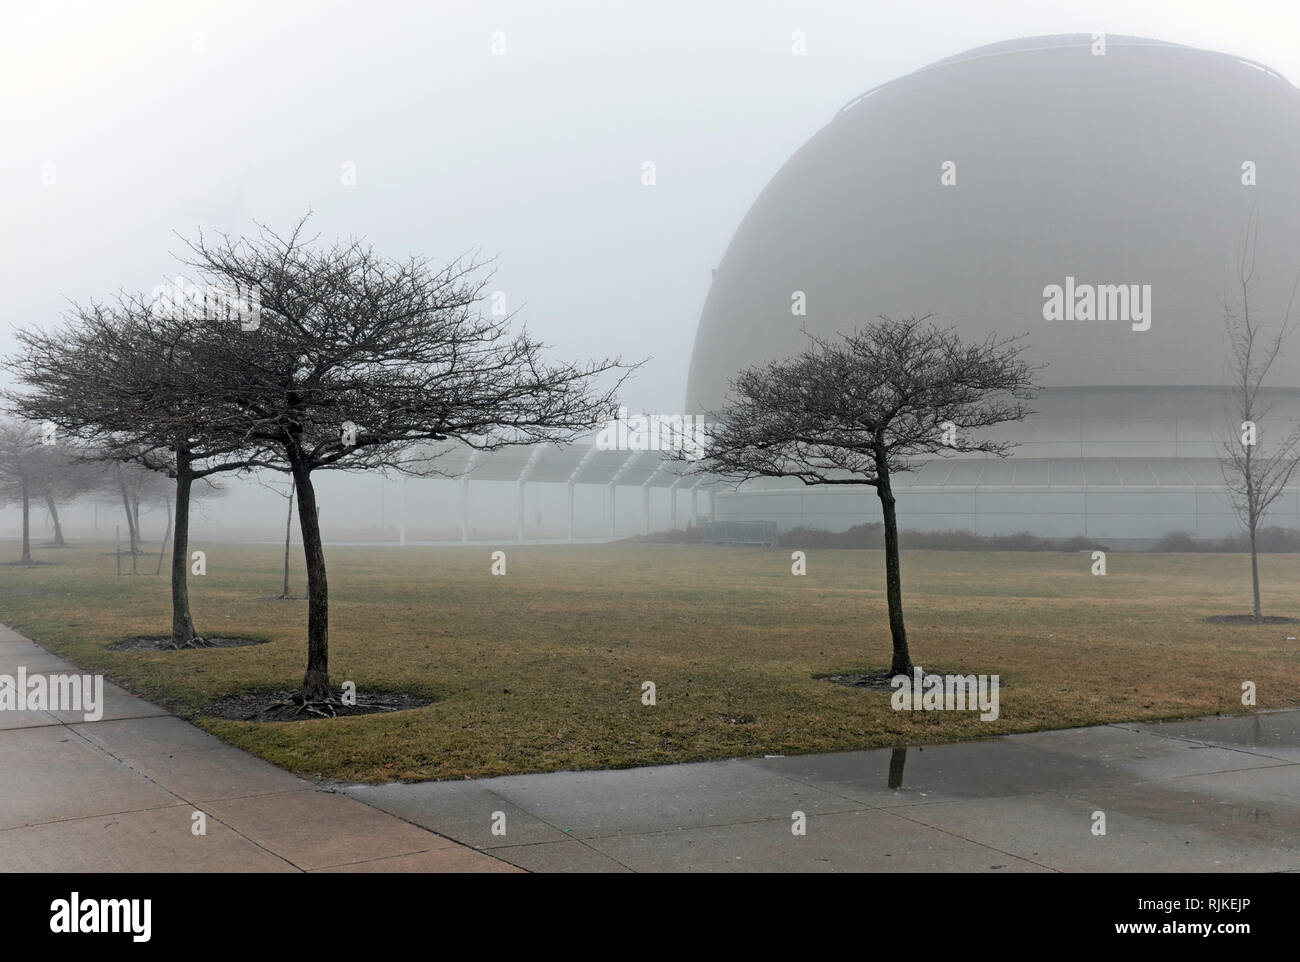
(344, 713, 1300, 872)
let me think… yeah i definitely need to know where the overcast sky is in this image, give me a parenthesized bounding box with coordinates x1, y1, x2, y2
(4, 0, 1300, 416)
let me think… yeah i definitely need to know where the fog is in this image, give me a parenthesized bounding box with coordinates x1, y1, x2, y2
(3, 0, 1299, 543)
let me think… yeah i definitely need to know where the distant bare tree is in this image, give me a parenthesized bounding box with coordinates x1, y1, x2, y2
(0, 420, 45, 564)
(254, 472, 298, 600)
(106, 462, 143, 555)
(278, 479, 295, 599)
(110, 461, 174, 552)
(11, 441, 103, 548)
(683, 317, 1038, 674)
(1218, 212, 1300, 623)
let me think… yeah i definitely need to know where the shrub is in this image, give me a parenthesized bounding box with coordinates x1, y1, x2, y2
(1158, 530, 1199, 552)
(639, 522, 1300, 552)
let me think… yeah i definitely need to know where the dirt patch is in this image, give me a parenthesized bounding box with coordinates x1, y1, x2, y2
(204, 690, 434, 722)
(110, 636, 270, 651)
(1203, 614, 1300, 625)
(819, 669, 1003, 692)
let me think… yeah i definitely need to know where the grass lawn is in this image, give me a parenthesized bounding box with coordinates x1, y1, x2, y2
(1, 541, 1298, 783)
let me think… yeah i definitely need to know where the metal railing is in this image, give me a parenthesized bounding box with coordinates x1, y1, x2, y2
(697, 520, 779, 547)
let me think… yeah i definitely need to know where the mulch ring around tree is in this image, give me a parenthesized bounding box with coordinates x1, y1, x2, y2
(110, 636, 270, 652)
(1203, 614, 1300, 625)
(204, 690, 434, 722)
(817, 669, 1006, 692)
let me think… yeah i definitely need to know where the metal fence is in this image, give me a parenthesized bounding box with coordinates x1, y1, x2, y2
(697, 520, 779, 547)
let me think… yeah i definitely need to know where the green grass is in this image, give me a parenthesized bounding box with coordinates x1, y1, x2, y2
(1, 541, 1298, 783)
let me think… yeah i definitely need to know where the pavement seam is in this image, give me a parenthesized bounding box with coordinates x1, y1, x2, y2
(876, 804, 1063, 873)
(308, 847, 497, 872)
(538, 785, 873, 842)
(48, 712, 172, 725)
(569, 808, 877, 842)
(475, 786, 639, 872)
(1106, 721, 1300, 764)
(317, 788, 527, 872)
(1165, 760, 1300, 781)
(761, 763, 917, 811)
(0, 801, 195, 834)
(56, 713, 307, 872)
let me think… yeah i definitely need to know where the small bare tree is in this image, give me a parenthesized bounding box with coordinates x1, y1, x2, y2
(29, 446, 103, 547)
(685, 317, 1039, 674)
(0, 420, 45, 564)
(180, 216, 634, 710)
(255, 472, 298, 600)
(9, 295, 273, 646)
(0, 439, 104, 549)
(1218, 212, 1300, 623)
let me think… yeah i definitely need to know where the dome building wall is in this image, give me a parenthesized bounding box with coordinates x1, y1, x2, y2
(685, 35, 1300, 544)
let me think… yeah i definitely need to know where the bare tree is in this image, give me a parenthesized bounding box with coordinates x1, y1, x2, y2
(106, 462, 143, 555)
(684, 317, 1038, 674)
(14, 441, 102, 547)
(254, 472, 298, 599)
(111, 461, 174, 551)
(178, 216, 634, 710)
(0, 420, 45, 564)
(9, 294, 273, 646)
(1218, 212, 1300, 623)
(279, 479, 295, 599)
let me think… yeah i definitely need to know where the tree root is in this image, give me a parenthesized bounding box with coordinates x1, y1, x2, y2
(258, 692, 402, 720)
(160, 635, 217, 650)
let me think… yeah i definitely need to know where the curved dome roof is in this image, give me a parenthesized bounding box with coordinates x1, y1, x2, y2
(685, 34, 1300, 412)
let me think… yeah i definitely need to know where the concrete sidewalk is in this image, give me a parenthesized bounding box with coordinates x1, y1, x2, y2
(345, 714, 1300, 872)
(0, 625, 516, 872)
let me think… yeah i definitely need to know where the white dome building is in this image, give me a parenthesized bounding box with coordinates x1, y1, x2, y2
(685, 35, 1300, 544)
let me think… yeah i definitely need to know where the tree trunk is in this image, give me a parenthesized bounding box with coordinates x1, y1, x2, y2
(156, 494, 172, 576)
(874, 456, 912, 675)
(280, 482, 295, 599)
(291, 458, 331, 701)
(20, 473, 32, 564)
(118, 470, 139, 554)
(1250, 526, 1262, 624)
(170, 459, 201, 646)
(43, 493, 65, 547)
